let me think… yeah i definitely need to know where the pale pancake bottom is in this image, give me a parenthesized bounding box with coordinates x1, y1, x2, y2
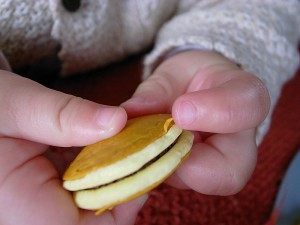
(74, 130, 193, 214)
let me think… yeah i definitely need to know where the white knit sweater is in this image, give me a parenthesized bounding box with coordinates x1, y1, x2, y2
(1, 0, 300, 143)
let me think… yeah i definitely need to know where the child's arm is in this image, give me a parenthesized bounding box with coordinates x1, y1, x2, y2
(144, 0, 300, 143)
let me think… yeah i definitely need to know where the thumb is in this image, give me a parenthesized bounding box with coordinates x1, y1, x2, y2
(0, 71, 127, 146)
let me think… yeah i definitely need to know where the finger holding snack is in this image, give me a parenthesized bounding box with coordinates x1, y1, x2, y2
(0, 71, 143, 225)
(123, 51, 269, 195)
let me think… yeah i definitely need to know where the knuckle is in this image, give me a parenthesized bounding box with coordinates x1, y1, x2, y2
(213, 168, 247, 196)
(252, 77, 271, 117)
(244, 74, 271, 124)
(56, 95, 84, 136)
(225, 169, 248, 195)
(220, 74, 271, 130)
(216, 103, 239, 131)
(148, 73, 174, 98)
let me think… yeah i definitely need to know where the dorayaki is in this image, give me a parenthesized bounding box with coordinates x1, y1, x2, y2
(63, 114, 194, 214)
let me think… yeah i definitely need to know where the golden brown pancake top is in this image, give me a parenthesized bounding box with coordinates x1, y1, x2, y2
(63, 114, 174, 180)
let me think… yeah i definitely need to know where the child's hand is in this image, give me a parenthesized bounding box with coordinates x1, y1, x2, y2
(0, 70, 147, 225)
(123, 51, 270, 195)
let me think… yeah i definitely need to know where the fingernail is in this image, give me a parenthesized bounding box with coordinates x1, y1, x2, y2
(95, 107, 123, 131)
(177, 101, 196, 125)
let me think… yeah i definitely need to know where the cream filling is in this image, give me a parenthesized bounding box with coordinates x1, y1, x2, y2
(74, 130, 193, 211)
(63, 125, 182, 191)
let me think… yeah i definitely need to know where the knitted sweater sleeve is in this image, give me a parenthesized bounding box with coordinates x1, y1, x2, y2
(144, 0, 300, 144)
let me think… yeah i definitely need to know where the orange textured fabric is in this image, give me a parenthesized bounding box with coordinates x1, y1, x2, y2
(136, 70, 300, 225)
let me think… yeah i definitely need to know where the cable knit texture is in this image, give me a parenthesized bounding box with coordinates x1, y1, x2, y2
(0, 0, 300, 143)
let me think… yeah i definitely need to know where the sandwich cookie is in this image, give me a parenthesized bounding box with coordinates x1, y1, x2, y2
(63, 114, 194, 214)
